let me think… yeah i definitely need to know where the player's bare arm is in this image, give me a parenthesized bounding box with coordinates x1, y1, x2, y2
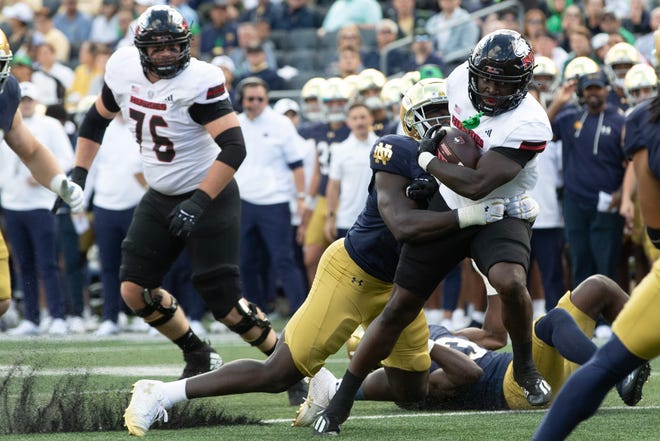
(4, 110, 63, 188)
(375, 171, 464, 242)
(427, 343, 483, 399)
(425, 149, 523, 200)
(632, 148, 660, 227)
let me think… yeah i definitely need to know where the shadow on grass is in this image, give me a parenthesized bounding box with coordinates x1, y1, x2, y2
(0, 361, 261, 434)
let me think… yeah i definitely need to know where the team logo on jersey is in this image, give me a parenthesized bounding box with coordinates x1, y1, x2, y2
(372, 141, 393, 165)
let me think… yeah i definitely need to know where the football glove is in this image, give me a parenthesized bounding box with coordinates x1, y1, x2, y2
(405, 176, 438, 208)
(456, 197, 506, 229)
(506, 194, 539, 224)
(417, 126, 446, 171)
(168, 189, 212, 238)
(51, 166, 88, 214)
(49, 174, 85, 214)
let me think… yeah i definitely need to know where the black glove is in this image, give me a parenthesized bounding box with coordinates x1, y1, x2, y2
(168, 189, 212, 238)
(51, 166, 89, 214)
(417, 126, 447, 158)
(405, 176, 439, 209)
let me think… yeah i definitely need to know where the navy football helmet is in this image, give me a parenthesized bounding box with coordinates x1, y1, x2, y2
(468, 30, 535, 116)
(134, 5, 191, 79)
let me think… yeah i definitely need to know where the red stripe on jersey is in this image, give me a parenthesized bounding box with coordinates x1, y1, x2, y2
(520, 140, 546, 151)
(130, 96, 166, 110)
(206, 84, 226, 99)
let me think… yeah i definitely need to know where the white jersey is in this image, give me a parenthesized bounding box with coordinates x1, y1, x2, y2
(441, 61, 553, 209)
(105, 46, 230, 196)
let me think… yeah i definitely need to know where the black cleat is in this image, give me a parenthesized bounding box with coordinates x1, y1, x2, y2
(287, 378, 309, 406)
(518, 373, 552, 406)
(312, 412, 341, 436)
(178, 343, 223, 379)
(616, 362, 651, 406)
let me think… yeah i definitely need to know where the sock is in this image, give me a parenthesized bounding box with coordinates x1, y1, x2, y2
(511, 340, 534, 379)
(173, 328, 205, 352)
(161, 379, 188, 406)
(534, 309, 596, 365)
(325, 370, 364, 422)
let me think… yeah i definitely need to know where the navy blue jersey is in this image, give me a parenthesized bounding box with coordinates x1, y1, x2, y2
(0, 76, 20, 135)
(344, 134, 428, 282)
(553, 105, 626, 204)
(624, 98, 660, 179)
(421, 325, 512, 411)
(298, 121, 350, 196)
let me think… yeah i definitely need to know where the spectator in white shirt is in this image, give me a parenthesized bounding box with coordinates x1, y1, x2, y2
(234, 77, 308, 315)
(324, 102, 378, 240)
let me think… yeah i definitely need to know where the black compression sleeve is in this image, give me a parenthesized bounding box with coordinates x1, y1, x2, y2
(215, 126, 246, 170)
(78, 104, 113, 144)
(101, 83, 120, 113)
(491, 147, 537, 168)
(189, 99, 235, 125)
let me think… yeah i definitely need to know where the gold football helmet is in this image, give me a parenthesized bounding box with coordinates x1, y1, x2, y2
(624, 63, 658, 105)
(604, 42, 641, 85)
(400, 78, 450, 140)
(563, 56, 600, 82)
(533, 56, 560, 105)
(0, 29, 13, 93)
(300, 77, 327, 123)
(400, 70, 421, 91)
(380, 77, 406, 107)
(655, 29, 660, 67)
(357, 68, 387, 110)
(321, 77, 353, 123)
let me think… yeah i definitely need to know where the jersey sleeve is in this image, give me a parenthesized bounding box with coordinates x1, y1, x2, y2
(192, 61, 230, 104)
(0, 76, 20, 133)
(370, 134, 418, 180)
(104, 46, 136, 94)
(499, 120, 551, 152)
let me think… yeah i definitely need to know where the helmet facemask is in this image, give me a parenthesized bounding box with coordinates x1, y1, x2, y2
(467, 30, 534, 116)
(134, 6, 191, 79)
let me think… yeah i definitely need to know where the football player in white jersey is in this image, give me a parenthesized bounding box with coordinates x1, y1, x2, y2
(63, 6, 284, 389)
(314, 30, 553, 435)
(0, 29, 83, 324)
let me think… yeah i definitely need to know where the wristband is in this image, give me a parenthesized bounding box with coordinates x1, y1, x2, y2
(296, 192, 306, 200)
(418, 151, 435, 171)
(305, 195, 318, 210)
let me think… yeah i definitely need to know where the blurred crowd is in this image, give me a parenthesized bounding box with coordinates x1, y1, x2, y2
(0, 0, 659, 339)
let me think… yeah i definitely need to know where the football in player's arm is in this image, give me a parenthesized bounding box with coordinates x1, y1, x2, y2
(121, 78, 510, 437)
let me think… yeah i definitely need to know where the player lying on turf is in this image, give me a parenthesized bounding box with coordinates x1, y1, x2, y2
(293, 274, 650, 422)
(122, 78, 536, 437)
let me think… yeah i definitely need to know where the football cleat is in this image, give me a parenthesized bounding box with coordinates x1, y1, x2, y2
(518, 373, 552, 406)
(312, 411, 341, 436)
(178, 343, 223, 379)
(287, 378, 308, 406)
(616, 362, 651, 406)
(293, 367, 338, 427)
(124, 380, 171, 436)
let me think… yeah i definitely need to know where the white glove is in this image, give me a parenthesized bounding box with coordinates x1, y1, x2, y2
(456, 197, 507, 229)
(49, 174, 85, 213)
(506, 193, 539, 223)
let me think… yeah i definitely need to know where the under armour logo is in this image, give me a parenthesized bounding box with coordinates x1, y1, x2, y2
(351, 277, 363, 286)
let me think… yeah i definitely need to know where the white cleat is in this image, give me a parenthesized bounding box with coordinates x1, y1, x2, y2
(292, 367, 338, 427)
(124, 380, 171, 436)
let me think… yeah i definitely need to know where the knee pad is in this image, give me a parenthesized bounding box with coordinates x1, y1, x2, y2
(192, 265, 241, 318)
(133, 288, 179, 328)
(226, 298, 273, 347)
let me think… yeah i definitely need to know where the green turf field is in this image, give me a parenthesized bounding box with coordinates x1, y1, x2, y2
(1, 324, 658, 441)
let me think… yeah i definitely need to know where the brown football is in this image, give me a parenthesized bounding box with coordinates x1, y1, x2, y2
(436, 126, 481, 168)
